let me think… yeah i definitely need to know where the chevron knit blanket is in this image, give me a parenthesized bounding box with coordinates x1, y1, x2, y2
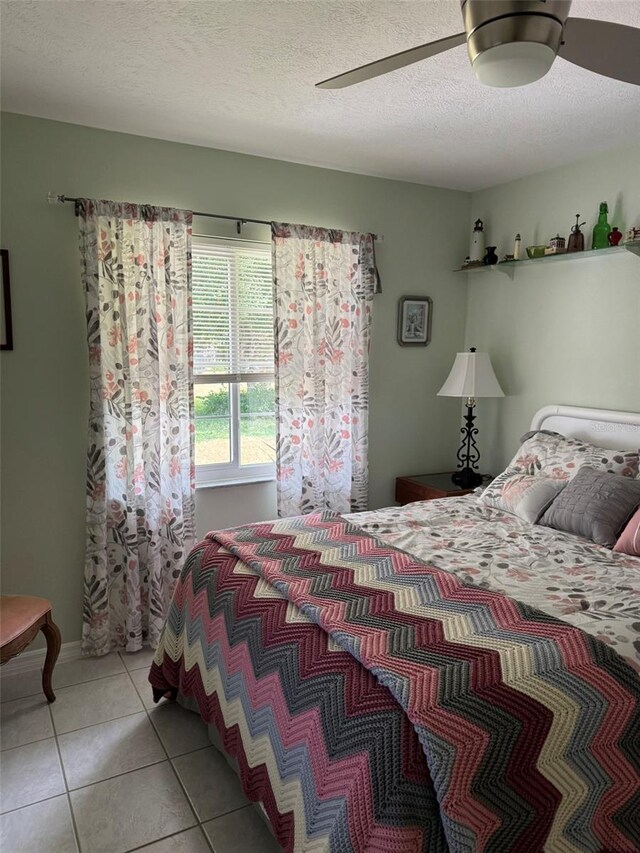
(150, 511, 640, 853)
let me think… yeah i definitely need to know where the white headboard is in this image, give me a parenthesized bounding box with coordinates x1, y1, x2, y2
(530, 405, 640, 451)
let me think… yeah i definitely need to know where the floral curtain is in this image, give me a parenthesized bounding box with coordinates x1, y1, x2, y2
(272, 223, 377, 517)
(78, 199, 195, 655)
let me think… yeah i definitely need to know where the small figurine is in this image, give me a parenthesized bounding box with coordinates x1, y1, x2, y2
(567, 214, 586, 252)
(470, 219, 485, 263)
(483, 246, 498, 265)
(592, 202, 611, 250)
(608, 227, 622, 246)
(513, 233, 522, 260)
(546, 234, 566, 254)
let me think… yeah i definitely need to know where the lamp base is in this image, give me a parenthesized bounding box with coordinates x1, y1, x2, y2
(452, 403, 484, 490)
(451, 468, 484, 490)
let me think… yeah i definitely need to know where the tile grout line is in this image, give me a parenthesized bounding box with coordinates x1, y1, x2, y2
(0, 734, 58, 757)
(0, 662, 148, 705)
(0, 695, 56, 753)
(0, 789, 71, 818)
(0, 653, 148, 706)
(0, 711, 154, 813)
(0, 671, 152, 706)
(1, 661, 156, 841)
(63, 756, 170, 794)
(0, 687, 45, 705)
(49, 655, 165, 845)
(1, 677, 213, 799)
(58, 719, 212, 788)
(47, 701, 84, 853)
(126, 663, 257, 850)
(0, 755, 180, 815)
(124, 824, 214, 853)
(2, 652, 248, 852)
(26, 657, 189, 853)
(122, 666, 215, 853)
(53, 706, 148, 738)
(124, 658, 263, 848)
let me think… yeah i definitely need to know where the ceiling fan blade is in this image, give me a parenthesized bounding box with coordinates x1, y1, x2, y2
(559, 17, 640, 85)
(316, 32, 466, 89)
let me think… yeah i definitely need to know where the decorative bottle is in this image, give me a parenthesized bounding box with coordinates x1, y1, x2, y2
(567, 215, 585, 252)
(592, 202, 611, 250)
(608, 227, 622, 246)
(470, 219, 485, 263)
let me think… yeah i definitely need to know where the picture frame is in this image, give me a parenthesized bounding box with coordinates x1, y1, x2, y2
(397, 295, 432, 347)
(1, 249, 13, 351)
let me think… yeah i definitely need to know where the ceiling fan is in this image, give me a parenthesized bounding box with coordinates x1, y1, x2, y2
(316, 0, 640, 90)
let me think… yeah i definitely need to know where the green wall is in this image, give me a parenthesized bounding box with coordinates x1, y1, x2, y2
(2, 114, 638, 647)
(465, 144, 640, 472)
(0, 113, 471, 644)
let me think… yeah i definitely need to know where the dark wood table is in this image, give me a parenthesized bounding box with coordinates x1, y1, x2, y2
(395, 472, 483, 505)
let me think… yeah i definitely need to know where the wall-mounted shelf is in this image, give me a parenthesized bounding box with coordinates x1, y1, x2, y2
(454, 241, 640, 279)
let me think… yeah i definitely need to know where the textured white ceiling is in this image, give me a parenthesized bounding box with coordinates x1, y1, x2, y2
(1, 0, 639, 191)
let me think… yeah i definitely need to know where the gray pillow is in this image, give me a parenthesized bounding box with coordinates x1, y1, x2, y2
(539, 466, 640, 547)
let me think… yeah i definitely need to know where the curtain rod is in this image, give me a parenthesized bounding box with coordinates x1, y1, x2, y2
(48, 193, 269, 232)
(46, 193, 382, 239)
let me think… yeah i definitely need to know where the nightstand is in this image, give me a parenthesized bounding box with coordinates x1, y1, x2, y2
(395, 472, 482, 505)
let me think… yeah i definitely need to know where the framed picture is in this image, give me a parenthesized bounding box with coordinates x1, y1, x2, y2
(1, 249, 13, 351)
(397, 295, 432, 347)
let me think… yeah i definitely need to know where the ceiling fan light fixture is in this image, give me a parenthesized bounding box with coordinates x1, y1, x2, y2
(472, 41, 557, 87)
(316, 0, 640, 91)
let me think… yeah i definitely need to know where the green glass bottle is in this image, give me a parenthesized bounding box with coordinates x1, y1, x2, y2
(592, 202, 611, 250)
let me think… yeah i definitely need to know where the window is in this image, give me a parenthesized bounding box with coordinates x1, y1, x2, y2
(192, 239, 276, 485)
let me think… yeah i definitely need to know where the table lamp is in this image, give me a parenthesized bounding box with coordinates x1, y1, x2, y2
(438, 347, 504, 488)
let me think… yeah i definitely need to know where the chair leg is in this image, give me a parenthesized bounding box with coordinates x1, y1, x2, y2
(40, 612, 62, 702)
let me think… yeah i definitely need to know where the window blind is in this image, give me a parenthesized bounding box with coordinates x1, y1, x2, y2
(193, 240, 274, 381)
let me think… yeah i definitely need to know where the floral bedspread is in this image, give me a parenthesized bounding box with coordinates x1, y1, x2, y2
(346, 494, 640, 671)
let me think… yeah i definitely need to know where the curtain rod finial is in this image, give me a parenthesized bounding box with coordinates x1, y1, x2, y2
(47, 192, 65, 205)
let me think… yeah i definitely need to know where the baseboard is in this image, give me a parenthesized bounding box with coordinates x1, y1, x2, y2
(0, 640, 82, 676)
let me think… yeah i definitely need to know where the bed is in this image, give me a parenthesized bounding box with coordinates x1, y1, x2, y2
(150, 405, 640, 852)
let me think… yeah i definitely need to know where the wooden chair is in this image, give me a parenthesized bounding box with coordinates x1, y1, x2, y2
(0, 595, 62, 702)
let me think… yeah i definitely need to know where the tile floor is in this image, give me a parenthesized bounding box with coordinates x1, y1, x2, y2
(0, 649, 281, 853)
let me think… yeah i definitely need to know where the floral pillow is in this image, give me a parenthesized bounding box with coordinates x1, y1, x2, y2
(481, 470, 567, 524)
(508, 431, 639, 481)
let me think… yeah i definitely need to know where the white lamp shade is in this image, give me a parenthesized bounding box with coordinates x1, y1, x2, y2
(438, 350, 504, 398)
